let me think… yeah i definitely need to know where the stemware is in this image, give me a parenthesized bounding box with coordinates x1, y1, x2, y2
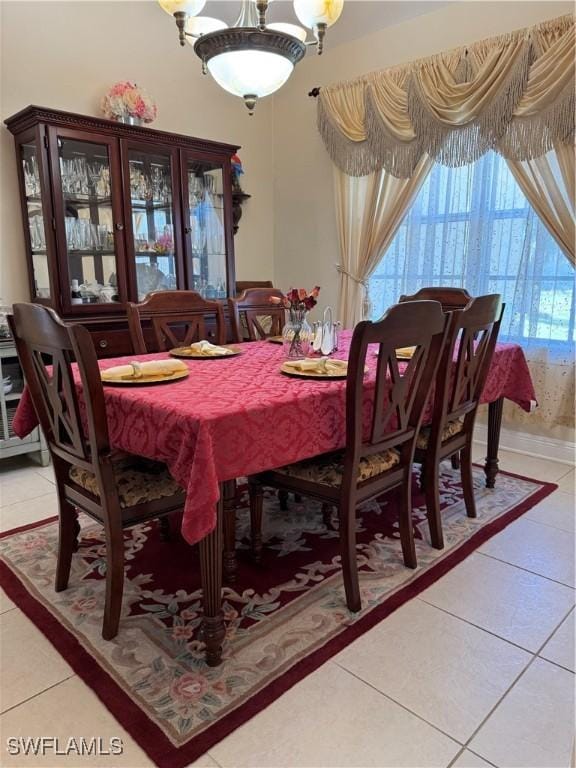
(24, 157, 40, 197)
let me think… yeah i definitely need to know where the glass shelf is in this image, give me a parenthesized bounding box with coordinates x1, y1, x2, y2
(67, 249, 116, 256)
(131, 200, 173, 211)
(62, 195, 112, 207)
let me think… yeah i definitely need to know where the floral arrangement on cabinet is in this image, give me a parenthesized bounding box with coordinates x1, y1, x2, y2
(101, 82, 157, 125)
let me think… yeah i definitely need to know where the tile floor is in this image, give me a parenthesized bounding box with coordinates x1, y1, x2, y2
(0, 449, 574, 768)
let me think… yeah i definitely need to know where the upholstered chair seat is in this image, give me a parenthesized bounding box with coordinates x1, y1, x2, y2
(70, 457, 182, 508)
(273, 448, 400, 488)
(416, 418, 464, 450)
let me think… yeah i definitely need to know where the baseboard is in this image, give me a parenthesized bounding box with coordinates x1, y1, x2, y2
(473, 423, 576, 466)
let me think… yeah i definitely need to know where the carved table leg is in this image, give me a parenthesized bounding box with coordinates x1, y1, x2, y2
(249, 480, 264, 563)
(222, 480, 237, 585)
(199, 493, 225, 667)
(485, 396, 504, 489)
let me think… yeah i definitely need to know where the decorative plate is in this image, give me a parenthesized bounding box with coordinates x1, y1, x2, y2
(169, 346, 241, 359)
(396, 346, 416, 360)
(280, 361, 366, 380)
(372, 346, 416, 360)
(101, 369, 189, 386)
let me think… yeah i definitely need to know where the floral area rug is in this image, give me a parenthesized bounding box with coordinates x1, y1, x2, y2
(0, 465, 555, 768)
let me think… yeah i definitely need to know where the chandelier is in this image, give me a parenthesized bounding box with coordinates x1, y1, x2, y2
(158, 0, 344, 114)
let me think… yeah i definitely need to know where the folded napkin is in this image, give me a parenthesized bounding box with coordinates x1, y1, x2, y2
(284, 357, 348, 375)
(186, 340, 232, 356)
(101, 359, 188, 381)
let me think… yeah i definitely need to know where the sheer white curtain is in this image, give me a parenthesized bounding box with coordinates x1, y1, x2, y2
(368, 151, 575, 433)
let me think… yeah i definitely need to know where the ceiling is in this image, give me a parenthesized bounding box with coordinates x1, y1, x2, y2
(202, 1, 451, 48)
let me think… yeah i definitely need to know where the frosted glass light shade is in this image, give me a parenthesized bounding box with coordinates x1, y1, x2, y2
(293, 0, 343, 28)
(266, 22, 307, 42)
(185, 16, 227, 39)
(207, 50, 294, 99)
(158, 0, 206, 17)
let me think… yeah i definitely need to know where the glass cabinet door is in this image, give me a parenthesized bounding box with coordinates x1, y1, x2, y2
(20, 141, 51, 300)
(51, 131, 126, 309)
(183, 158, 229, 299)
(124, 145, 182, 301)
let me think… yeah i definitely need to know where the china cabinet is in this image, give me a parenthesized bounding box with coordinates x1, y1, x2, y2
(5, 106, 239, 355)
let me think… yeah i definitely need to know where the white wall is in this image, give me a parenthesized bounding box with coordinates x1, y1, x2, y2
(272, 1, 574, 311)
(0, 0, 275, 304)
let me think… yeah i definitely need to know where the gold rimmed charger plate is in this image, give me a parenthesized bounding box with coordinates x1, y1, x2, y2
(169, 345, 241, 359)
(281, 361, 367, 380)
(372, 346, 416, 360)
(101, 369, 189, 386)
(267, 336, 284, 344)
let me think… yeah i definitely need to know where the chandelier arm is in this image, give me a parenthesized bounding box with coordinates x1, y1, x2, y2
(173, 11, 188, 46)
(313, 23, 327, 55)
(256, 0, 269, 30)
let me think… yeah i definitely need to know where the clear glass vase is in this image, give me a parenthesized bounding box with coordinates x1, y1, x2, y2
(282, 309, 312, 360)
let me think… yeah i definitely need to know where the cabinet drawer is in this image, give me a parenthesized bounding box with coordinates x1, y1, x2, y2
(90, 329, 133, 358)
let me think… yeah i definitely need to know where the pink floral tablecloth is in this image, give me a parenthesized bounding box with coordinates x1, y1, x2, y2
(13, 334, 536, 545)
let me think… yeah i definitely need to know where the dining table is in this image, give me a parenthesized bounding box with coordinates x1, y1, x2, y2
(13, 331, 537, 665)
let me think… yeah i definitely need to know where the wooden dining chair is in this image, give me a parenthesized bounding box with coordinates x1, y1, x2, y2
(127, 290, 226, 354)
(235, 280, 274, 294)
(399, 287, 473, 312)
(399, 287, 474, 471)
(248, 301, 449, 612)
(229, 288, 286, 342)
(9, 303, 187, 641)
(414, 294, 504, 549)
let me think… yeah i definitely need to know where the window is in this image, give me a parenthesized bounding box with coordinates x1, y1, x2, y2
(369, 152, 575, 354)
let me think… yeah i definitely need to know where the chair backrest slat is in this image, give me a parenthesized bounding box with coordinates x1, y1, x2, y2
(9, 304, 110, 465)
(127, 290, 226, 353)
(229, 288, 286, 342)
(345, 301, 449, 476)
(443, 295, 504, 422)
(235, 280, 273, 295)
(399, 287, 472, 312)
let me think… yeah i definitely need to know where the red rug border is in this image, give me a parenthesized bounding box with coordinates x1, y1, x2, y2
(0, 471, 559, 768)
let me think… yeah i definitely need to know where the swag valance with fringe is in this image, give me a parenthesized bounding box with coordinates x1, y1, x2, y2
(318, 15, 575, 178)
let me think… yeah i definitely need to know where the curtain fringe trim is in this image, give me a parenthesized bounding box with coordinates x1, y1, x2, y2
(318, 15, 575, 177)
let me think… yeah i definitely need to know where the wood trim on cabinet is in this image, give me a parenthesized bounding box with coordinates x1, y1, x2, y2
(5, 106, 239, 157)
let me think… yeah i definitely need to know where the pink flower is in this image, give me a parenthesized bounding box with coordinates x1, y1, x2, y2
(170, 672, 208, 704)
(102, 82, 157, 123)
(172, 624, 194, 641)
